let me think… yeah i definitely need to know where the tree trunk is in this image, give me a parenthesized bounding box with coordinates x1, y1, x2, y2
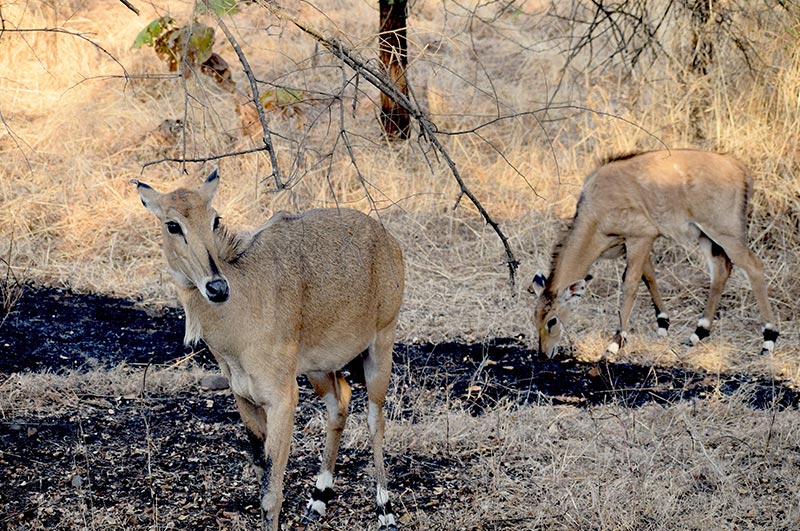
(379, 0, 410, 140)
(683, 0, 716, 141)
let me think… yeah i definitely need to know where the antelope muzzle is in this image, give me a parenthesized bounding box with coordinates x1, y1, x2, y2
(205, 276, 230, 303)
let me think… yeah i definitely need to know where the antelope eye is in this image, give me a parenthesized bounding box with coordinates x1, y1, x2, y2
(546, 317, 558, 330)
(213, 216, 221, 231)
(166, 221, 182, 235)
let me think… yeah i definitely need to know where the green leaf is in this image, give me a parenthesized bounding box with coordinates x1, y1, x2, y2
(197, 0, 240, 16)
(181, 24, 215, 65)
(259, 88, 305, 108)
(133, 17, 175, 49)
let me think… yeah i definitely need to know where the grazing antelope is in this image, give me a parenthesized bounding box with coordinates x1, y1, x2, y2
(134, 169, 404, 531)
(529, 149, 778, 358)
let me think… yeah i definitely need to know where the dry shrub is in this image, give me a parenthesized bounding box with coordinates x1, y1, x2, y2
(0, 363, 207, 418)
(0, 0, 798, 383)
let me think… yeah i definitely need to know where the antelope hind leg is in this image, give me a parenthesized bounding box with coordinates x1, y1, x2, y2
(303, 371, 352, 522)
(363, 326, 399, 530)
(696, 232, 779, 354)
(687, 235, 732, 346)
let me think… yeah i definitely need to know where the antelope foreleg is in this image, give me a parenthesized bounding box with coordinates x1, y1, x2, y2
(641, 256, 670, 337)
(607, 237, 656, 356)
(364, 327, 398, 530)
(234, 393, 268, 481)
(259, 384, 299, 531)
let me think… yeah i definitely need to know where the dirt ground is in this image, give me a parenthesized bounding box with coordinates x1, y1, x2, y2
(1, 287, 798, 530)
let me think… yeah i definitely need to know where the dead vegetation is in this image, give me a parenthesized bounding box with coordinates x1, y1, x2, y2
(2, 288, 799, 530)
(1, 0, 799, 529)
(2, 357, 799, 531)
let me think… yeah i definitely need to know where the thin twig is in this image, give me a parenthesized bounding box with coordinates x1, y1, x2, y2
(266, 3, 520, 286)
(140, 145, 270, 173)
(0, 109, 33, 175)
(118, 0, 140, 16)
(2, 27, 130, 78)
(208, 4, 284, 189)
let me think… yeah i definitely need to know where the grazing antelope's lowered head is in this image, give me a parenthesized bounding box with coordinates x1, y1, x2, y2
(529, 149, 779, 359)
(529, 271, 589, 358)
(133, 169, 230, 304)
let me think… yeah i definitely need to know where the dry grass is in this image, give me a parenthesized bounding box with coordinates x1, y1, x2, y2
(3, 362, 800, 530)
(0, 363, 204, 419)
(387, 400, 800, 530)
(1, 1, 799, 526)
(1, 2, 798, 375)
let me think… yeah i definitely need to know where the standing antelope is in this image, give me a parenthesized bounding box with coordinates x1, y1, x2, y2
(529, 149, 778, 358)
(134, 169, 404, 531)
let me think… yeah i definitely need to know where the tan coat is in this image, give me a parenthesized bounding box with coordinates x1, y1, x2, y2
(531, 149, 777, 358)
(136, 170, 404, 531)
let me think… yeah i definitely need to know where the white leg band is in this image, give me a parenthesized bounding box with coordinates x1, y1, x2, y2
(307, 499, 327, 516)
(379, 513, 397, 527)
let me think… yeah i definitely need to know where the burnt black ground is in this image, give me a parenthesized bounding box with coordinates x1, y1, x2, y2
(1, 286, 798, 530)
(2, 286, 797, 410)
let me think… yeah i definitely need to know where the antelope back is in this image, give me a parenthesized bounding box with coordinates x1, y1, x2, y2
(581, 149, 751, 241)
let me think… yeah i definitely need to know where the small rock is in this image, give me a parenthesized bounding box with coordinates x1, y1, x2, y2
(200, 375, 229, 391)
(71, 475, 83, 488)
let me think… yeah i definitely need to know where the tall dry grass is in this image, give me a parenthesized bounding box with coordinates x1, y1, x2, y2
(0, 0, 798, 380)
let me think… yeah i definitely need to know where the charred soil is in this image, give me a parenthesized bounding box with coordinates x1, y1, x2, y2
(1, 287, 798, 530)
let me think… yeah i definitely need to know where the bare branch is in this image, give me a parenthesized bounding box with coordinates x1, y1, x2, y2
(139, 146, 270, 173)
(207, 3, 284, 190)
(264, 3, 520, 287)
(118, 0, 140, 16)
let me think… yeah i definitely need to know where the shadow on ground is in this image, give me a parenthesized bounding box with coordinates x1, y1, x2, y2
(2, 286, 797, 411)
(1, 287, 798, 529)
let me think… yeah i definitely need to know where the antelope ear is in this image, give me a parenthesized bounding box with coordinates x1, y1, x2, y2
(132, 180, 164, 219)
(199, 167, 220, 202)
(528, 271, 547, 296)
(560, 278, 587, 305)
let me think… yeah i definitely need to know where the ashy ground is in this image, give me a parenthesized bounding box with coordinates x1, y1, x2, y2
(1, 287, 798, 531)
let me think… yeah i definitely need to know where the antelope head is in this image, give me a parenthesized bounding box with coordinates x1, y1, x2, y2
(529, 271, 589, 358)
(134, 169, 230, 304)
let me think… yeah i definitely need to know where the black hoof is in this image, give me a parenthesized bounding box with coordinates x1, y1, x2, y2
(761, 327, 778, 356)
(656, 315, 670, 337)
(378, 525, 398, 531)
(684, 329, 708, 347)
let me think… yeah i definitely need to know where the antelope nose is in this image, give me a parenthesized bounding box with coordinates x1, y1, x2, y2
(205, 278, 229, 303)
